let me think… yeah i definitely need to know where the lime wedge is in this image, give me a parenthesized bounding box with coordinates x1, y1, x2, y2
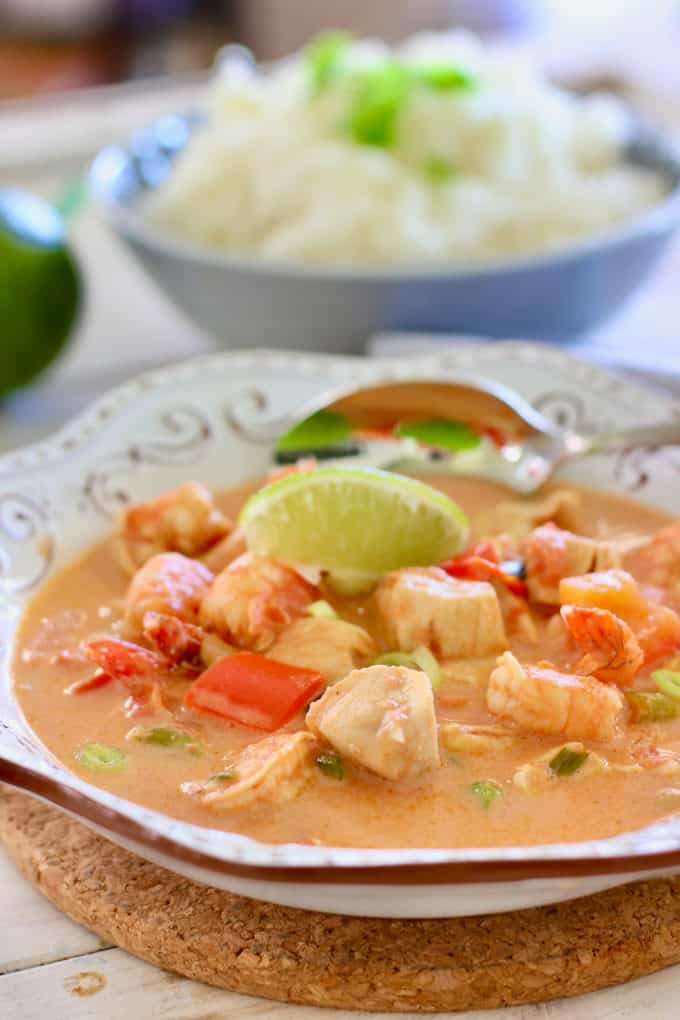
(239, 466, 468, 578)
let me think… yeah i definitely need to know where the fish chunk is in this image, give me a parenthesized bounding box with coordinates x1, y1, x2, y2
(267, 616, 376, 683)
(124, 552, 213, 637)
(490, 489, 582, 540)
(440, 657, 497, 689)
(625, 521, 680, 595)
(522, 523, 621, 605)
(184, 731, 318, 810)
(440, 722, 516, 756)
(306, 665, 440, 781)
(487, 651, 623, 743)
(375, 567, 506, 659)
(200, 553, 316, 651)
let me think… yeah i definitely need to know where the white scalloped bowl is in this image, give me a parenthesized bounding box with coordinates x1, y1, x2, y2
(3, 344, 680, 919)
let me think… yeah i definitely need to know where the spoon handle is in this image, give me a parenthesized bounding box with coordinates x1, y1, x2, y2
(575, 422, 680, 456)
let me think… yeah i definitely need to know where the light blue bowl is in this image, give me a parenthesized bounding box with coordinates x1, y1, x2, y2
(91, 113, 680, 352)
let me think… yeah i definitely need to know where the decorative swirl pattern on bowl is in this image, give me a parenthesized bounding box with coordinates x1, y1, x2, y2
(83, 406, 213, 517)
(0, 494, 54, 594)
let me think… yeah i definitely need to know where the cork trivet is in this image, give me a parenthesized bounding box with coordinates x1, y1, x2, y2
(3, 787, 680, 1014)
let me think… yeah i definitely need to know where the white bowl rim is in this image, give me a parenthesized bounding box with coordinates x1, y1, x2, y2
(5, 344, 680, 884)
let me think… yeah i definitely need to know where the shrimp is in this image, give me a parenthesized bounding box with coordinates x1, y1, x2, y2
(116, 482, 231, 574)
(84, 636, 172, 714)
(637, 603, 680, 667)
(487, 651, 624, 743)
(83, 635, 190, 717)
(200, 553, 317, 651)
(141, 611, 203, 664)
(123, 552, 213, 638)
(560, 605, 644, 686)
(625, 522, 680, 598)
(85, 637, 168, 678)
(182, 732, 318, 811)
(200, 527, 248, 573)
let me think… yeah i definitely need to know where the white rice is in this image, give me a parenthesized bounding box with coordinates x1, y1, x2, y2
(147, 32, 668, 267)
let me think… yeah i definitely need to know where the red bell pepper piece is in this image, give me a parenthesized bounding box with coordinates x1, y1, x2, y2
(185, 652, 323, 731)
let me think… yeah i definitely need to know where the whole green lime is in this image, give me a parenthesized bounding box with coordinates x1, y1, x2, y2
(0, 189, 80, 399)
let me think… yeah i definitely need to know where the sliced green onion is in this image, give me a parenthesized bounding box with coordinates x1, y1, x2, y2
(653, 670, 680, 700)
(127, 726, 204, 756)
(549, 747, 589, 777)
(277, 410, 351, 452)
(209, 767, 239, 783)
(410, 646, 442, 690)
(412, 63, 477, 91)
(424, 156, 455, 182)
(471, 779, 502, 809)
(373, 651, 417, 668)
(626, 690, 679, 723)
(75, 741, 127, 773)
(372, 646, 441, 690)
(346, 60, 412, 147)
(316, 750, 345, 780)
(325, 571, 376, 596)
(306, 599, 339, 621)
(394, 418, 480, 451)
(306, 31, 352, 97)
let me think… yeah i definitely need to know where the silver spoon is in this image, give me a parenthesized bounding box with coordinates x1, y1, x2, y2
(232, 377, 680, 494)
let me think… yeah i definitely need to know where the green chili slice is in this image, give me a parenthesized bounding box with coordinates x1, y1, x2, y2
(471, 779, 502, 809)
(75, 741, 127, 773)
(626, 690, 679, 723)
(316, 750, 345, 780)
(549, 747, 589, 777)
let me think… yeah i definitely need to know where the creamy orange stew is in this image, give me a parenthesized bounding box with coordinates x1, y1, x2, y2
(14, 475, 680, 849)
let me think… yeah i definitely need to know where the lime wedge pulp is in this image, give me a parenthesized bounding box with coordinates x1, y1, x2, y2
(239, 466, 469, 578)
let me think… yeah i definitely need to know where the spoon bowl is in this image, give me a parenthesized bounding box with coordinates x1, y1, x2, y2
(249, 377, 680, 493)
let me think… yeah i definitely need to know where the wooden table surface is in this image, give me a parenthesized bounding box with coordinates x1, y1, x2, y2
(2, 38, 680, 1018)
(2, 842, 680, 1019)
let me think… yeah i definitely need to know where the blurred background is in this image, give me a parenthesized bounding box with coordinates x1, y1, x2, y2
(1, 0, 680, 450)
(2, 0, 679, 98)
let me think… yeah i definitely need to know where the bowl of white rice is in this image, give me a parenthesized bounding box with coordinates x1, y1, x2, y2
(91, 32, 680, 351)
